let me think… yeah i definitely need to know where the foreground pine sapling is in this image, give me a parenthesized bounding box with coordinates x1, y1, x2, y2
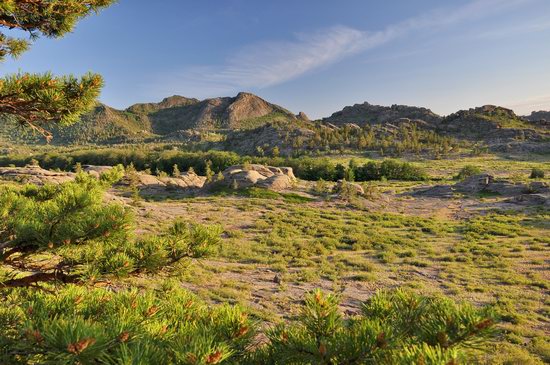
(0, 285, 255, 364)
(250, 289, 497, 364)
(0, 169, 222, 286)
(0, 287, 497, 364)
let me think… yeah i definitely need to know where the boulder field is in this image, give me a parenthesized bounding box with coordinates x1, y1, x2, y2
(0, 164, 297, 193)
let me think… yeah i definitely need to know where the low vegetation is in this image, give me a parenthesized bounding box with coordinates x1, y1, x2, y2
(0, 172, 220, 287)
(0, 282, 497, 364)
(0, 148, 428, 182)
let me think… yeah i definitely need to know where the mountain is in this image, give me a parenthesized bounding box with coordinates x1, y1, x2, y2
(322, 102, 441, 127)
(2, 95, 548, 155)
(126, 95, 200, 115)
(1, 92, 298, 145)
(144, 92, 296, 134)
(525, 111, 550, 123)
(0, 104, 155, 145)
(437, 105, 547, 142)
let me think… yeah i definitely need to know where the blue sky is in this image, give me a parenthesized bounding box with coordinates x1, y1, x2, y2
(3, 0, 550, 118)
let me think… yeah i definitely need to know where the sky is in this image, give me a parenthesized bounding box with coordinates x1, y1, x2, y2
(3, 0, 550, 119)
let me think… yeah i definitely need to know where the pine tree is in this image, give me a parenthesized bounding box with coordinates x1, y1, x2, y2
(172, 164, 181, 177)
(205, 160, 214, 182)
(0, 0, 116, 141)
(0, 170, 222, 287)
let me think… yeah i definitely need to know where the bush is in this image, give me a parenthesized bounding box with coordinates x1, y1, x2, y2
(0, 287, 497, 364)
(0, 149, 429, 182)
(355, 160, 427, 181)
(455, 165, 482, 180)
(251, 289, 497, 363)
(0, 285, 254, 364)
(0, 173, 132, 265)
(0, 175, 221, 286)
(530, 168, 545, 179)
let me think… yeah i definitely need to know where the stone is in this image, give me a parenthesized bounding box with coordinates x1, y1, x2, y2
(334, 180, 364, 196)
(526, 182, 550, 194)
(208, 164, 297, 191)
(0, 165, 75, 185)
(273, 274, 282, 284)
(297, 111, 310, 121)
(258, 175, 293, 191)
(454, 174, 494, 193)
(82, 165, 113, 175)
(506, 194, 549, 206)
(280, 167, 296, 181)
(413, 173, 549, 203)
(412, 185, 454, 198)
(227, 170, 266, 188)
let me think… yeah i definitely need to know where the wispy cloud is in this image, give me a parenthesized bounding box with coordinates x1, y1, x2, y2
(181, 26, 373, 90)
(158, 0, 537, 96)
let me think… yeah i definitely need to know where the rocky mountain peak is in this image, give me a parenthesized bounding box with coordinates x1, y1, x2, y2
(126, 95, 199, 114)
(297, 112, 310, 121)
(322, 101, 441, 127)
(225, 92, 277, 126)
(158, 95, 200, 108)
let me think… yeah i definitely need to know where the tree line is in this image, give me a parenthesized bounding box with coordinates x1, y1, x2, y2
(1, 149, 428, 182)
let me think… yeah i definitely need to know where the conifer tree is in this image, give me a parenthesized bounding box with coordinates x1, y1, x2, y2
(0, 0, 116, 140)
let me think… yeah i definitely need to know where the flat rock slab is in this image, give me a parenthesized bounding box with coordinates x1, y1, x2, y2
(0, 166, 75, 185)
(413, 174, 549, 203)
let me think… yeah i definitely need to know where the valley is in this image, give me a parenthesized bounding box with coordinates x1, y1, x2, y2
(2, 95, 549, 363)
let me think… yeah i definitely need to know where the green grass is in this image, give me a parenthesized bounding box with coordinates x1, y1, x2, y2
(0, 148, 549, 363)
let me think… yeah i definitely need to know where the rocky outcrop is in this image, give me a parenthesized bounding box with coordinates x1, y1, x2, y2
(223, 122, 316, 156)
(126, 95, 200, 114)
(82, 165, 114, 178)
(334, 180, 365, 196)
(414, 174, 550, 204)
(524, 111, 550, 125)
(438, 105, 547, 143)
(0, 165, 75, 185)
(150, 92, 296, 133)
(225, 92, 285, 127)
(322, 102, 441, 127)
(297, 112, 310, 122)
(0, 165, 206, 197)
(506, 193, 550, 206)
(453, 174, 494, 194)
(120, 171, 206, 196)
(210, 164, 296, 191)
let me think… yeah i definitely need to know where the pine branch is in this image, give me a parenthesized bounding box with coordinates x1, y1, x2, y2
(0, 270, 79, 287)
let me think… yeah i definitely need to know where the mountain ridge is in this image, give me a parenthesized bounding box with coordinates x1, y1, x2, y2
(1, 93, 549, 154)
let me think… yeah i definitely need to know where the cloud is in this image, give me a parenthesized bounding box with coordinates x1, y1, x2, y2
(159, 0, 537, 96)
(182, 26, 373, 91)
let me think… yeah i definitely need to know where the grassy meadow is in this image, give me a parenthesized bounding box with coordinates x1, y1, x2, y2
(0, 144, 548, 363)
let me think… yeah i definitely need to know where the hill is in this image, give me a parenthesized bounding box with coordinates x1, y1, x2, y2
(1, 96, 548, 155)
(525, 110, 550, 121)
(322, 102, 441, 127)
(437, 105, 548, 142)
(146, 92, 296, 134)
(0, 92, 298, 145)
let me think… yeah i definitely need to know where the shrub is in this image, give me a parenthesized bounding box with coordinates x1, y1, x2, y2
(0, 285, 254, 364)
(0, 288, 497, 364)
(455, 165, 482, 180)
(250, 289, 497, 364)
(530, 168, 545, 179)
(0, 175, 221, 286)
(0, 149, 429, 182)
